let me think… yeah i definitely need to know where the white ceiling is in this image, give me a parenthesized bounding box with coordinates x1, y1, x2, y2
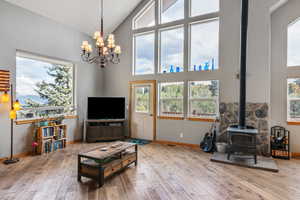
(5, 0, 142, 36)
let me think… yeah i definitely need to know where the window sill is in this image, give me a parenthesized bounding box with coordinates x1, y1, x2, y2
(157, 116, 184, 120)
(188, 117, 216, 122)
(15, 115, 78, 125)
(287, 121, 300, 126)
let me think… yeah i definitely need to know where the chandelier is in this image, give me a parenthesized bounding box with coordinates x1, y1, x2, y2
(81, 0, 121, 68)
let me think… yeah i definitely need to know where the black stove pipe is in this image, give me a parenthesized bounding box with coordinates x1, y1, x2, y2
(238, 0, 249, 129)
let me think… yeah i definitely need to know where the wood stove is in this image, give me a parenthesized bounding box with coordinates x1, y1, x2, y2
(226, 0, 258, 164)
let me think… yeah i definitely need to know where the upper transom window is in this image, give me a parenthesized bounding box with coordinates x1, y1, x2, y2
(288, 18, 300, 67)
(160, 0, 184, 24)
(190, 0, 219, 17)
(133, 0, 155, 30)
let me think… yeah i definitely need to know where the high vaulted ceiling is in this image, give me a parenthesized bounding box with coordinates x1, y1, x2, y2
(4, 0, 142, 36)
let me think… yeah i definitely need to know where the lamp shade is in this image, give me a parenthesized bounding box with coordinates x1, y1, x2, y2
(1, 91, 9, 103)
(9, 110, 16, 119)
(13, 100, 21, 111)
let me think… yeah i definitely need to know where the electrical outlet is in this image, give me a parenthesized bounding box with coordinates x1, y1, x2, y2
(180, 133, 184, 138)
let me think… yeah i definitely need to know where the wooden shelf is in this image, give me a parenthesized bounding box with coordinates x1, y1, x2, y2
(16, 115, 78, 125)
(36, 124, 67, 155)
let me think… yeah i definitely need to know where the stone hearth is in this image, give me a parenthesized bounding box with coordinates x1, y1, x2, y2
(218, 102, 269, 155)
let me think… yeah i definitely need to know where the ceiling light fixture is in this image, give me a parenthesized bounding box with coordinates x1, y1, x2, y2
(81, 0, 121, 68)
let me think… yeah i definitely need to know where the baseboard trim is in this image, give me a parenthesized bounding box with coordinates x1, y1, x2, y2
(0, 139, 82, 161)
(0, 151, 31, 162)
(153, 140, 200, 149)
(291, 152, 300, 158)
(67, 139, 82, 145)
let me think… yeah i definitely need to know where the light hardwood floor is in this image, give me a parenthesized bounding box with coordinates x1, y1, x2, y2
(1, 143, 300, 200)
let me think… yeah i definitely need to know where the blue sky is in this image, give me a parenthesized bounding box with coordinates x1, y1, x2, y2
(135, 0, 219, 74)
(16, 57, 54, 103)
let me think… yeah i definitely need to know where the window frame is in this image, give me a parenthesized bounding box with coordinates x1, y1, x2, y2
(132, 0, 220, 76)
(188, 80, 220, 119)
(158, 24, 185, 74)
(15, 51, 76, 120)
(132, 31, 156, 76)
(188, 18, 220, 72)
(287, 78, 300, 122)
(189, 0, 220, 18)
(287, 17, 300, 68)
(158, 81, 185, 118)
(159, 0, 185, 25)
(134, 85, 151, 114)
(132, 0, 156, 30)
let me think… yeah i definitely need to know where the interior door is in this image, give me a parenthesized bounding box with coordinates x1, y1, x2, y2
(131, 82, 155, 141)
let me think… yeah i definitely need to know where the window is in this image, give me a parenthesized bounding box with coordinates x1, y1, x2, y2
(288, 19, 300, 67)
(287, 78, 300, 120)
(133, 32, 155, 75)
(190, 0, 219, 17)
(16, 52, 75, 119)
(135, 86, 150, 113)
(160, 0, 184, 24)
(160, 26, 184, 73)
(158, 82, 184, 117)
(188, 80, 219, 118)
(190, 19, 219, 71)
(133, 1, 155, 29)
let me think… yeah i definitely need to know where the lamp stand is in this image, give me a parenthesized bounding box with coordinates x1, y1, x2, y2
(3, 84, 19, 165)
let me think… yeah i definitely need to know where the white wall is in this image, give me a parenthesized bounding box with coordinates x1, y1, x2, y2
(0, 0, 103, 157)
(104, 0, 278, 145)
(271, 0, 300, 152)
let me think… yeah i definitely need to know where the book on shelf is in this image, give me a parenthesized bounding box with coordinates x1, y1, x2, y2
(42, 127, 54, 137)
(53, 140, 64, 151)
(44, 140, 52, 153)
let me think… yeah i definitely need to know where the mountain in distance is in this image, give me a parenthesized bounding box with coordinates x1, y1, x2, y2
(17, 95, 48, 105)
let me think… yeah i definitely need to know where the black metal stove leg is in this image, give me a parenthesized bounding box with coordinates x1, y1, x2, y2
(227, 153, 231, 161)
(254, 155, 257, 164)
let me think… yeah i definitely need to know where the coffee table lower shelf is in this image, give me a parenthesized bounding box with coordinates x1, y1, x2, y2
(78, 146, 137, 188)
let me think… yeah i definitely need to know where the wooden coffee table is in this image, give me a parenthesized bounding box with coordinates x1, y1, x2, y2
(78, 141, 138, 187)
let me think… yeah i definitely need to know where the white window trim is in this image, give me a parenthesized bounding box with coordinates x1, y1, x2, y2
(132, 0, 220, 76)
(158, 24, 185, 74)
(16, 50, 76, 120)
(132, 31, 156, 76)
(158, 82, 184, 117)
(159, 0, 185, 25)
(287, 17, 300, 68)
(188, 80, 220, 119)
(189, 0, 220, 18)
(132, 0, 156, 30)
(188, 17, 220, 72)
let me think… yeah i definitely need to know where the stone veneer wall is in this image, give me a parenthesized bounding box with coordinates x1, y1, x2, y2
(218, 102, 269, 155)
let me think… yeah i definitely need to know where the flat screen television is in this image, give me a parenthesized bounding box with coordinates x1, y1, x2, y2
(87, 97, 125, 120)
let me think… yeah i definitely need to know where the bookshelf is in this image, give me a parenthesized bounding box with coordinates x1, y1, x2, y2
(36, 124, 67, 154)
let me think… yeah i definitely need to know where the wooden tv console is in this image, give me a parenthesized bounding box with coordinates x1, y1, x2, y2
(83, 119, 125, 142)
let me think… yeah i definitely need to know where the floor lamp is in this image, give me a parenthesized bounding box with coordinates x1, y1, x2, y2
(2, 84, 20, 165)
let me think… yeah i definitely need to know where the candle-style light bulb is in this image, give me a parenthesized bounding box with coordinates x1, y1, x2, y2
(114, 45, 121, 54)
(9, 109, 16, 120)
(94, 31, 101, 39)
(13, 100, 21, 111)
(1, 91, 9, 103)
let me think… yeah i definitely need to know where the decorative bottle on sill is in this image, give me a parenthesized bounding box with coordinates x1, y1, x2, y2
(211, 58, 215, 71)
(176, 66, 180, 72)
(198, 65, 202, 71)
(170, 65, 174, 73)
(194, 65, 197, 71)
(204, 62, 209, 71)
